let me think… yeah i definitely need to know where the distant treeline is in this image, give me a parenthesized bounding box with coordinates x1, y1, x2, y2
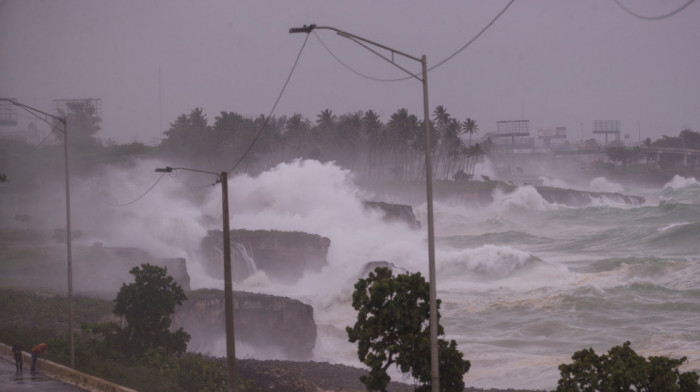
(0, 102, 487, 186)
(157, 106, 487, 182)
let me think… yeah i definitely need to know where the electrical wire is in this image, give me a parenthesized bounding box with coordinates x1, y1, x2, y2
(97, 172, 167, 207)
(313, 0, 517, 83)
(170, 169, 220, 190)
(11, 123, 59, 157)
(226, 31, 311, 175)
(3, 107, 62, 159)
(612, 0, 695, 20)
(313, 31, 397, 82)
(18, 127, 58, 156)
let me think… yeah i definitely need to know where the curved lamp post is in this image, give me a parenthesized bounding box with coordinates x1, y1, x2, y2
(289, 25, 439, 391)
(0, 98, 75, 369)
(155, 167, 236, 392)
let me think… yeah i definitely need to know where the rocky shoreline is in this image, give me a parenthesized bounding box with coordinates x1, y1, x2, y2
(237, 359, 547, 392)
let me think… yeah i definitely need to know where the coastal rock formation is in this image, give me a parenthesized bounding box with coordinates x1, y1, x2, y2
(175, 289, 317, 359)
(360, 179, 645, 208)
(362, 201, 421, 229)
(200, 230, 330, 283)
(533, 185, 645, 206)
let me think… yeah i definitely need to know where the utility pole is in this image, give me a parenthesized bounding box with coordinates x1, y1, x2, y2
(0, 98, 74, 368)
(156, 166, 236, 391)
(220, 171, 237, 392)
(289, 25, 440, 392)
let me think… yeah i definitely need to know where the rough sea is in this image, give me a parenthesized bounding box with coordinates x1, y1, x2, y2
(103, 159, 699, 390)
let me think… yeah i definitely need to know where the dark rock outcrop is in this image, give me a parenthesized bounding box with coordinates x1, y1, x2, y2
(175, 289, 317, 359)
(200, 230, 330, 283)
(533, 185, 645, 206)
(362, 201, 421, 229)
(360, 179, 645, 208)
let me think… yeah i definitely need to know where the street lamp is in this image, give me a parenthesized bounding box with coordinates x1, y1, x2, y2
(154, 166, 236, 392)
(289, 25, 440, 391)
(0, 98, 75, 369)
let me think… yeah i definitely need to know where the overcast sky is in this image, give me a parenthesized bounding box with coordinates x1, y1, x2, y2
(1, 0, 698, 145)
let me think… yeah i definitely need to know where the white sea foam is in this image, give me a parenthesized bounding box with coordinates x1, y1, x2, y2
(490, 185, 557, 212)
(663, 175, 700, 190)
(75, 160, 214, 288)
(74, 158, 700, 390)
(438, 244, 534, 278)
(589, 177, 624, 193)
(658, 222, 692, 232)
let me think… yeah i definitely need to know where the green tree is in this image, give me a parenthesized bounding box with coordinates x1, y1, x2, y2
(346, 267, 470, 392)
(114, 264, 190, 358)
(554, 341, 700, 392)
(57, 100, 102, 150)
(160, 107, 212, 165)
(460, 118, 478, 147)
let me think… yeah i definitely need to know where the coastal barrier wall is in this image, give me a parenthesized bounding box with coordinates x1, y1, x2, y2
(0, 342, 137, 392)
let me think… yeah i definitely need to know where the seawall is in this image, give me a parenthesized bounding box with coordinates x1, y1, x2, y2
(0, 342, 136, 392)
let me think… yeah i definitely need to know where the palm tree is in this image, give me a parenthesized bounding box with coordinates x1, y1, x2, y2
(467, 142, 484, 178)
(432, 105, 452, 178)
(362, 110, 385, 180)
(336, 111, 363, 169)
(433, 105, 451, 130)
(387, 108, 422, 180)
(460, 118, 479, 147)
(283, 113, 312, 161)
(312, 109, 336, 154)
(316, 108, 336, 130)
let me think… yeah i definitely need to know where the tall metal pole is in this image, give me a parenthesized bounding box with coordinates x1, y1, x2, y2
(220, 172, 237, 392)
(0, 98, 74, 368)
(421, 55, 439, 392)
(63, 119, 74, 369)
(288, 26, 440, 391)
(156, 166, 237, 389)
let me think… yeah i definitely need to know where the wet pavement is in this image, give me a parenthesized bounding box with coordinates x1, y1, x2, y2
(0, 357, 84, 391)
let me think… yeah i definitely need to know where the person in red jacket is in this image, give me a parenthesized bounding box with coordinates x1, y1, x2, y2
(30, 343, 48, 373)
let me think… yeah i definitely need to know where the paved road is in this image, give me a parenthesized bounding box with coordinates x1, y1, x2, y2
(0, 357, 84, 391)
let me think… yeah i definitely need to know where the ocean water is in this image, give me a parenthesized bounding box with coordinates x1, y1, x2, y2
(223, 163, 700, 390)
(93, 159, 698, 390)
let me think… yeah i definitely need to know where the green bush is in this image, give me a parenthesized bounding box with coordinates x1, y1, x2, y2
(554, 341, 700, 392)
(347, 266, 470, 392)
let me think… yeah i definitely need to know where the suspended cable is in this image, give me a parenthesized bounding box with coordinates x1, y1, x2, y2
(3, 109, 62, 160)
(226, 31, 311, 175)
(314, 0, 517, 82)
(170, 169, 219, 190)
(97, 172, 167, 207)
(428, 0, 516, 73)
(18, 127, 59, 156)
(313, 31, 398, 82)
(612, 0, 695, 20)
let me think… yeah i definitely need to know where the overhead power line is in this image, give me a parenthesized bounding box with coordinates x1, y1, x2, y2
(313, 31, 395, 82)
(613, 0, 696, 20)
(314, 0, 517, 82)
(100, 32, 311, 207)
(98, 172, 166, 207)
(226, 31, 311, 175)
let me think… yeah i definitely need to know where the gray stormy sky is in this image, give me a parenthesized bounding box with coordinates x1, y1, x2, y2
(1, 0, 698, 145)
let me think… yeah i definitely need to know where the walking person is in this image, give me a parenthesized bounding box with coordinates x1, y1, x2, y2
(11, 342, 23, 373)
(30, 343, 48, 373)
